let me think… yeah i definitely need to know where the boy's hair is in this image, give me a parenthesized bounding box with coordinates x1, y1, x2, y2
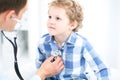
(0, 0, 27, 14)
(49, 0, 83, 32)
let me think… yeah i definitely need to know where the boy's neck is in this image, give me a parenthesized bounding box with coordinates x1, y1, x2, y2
(54, 31, 72, 48)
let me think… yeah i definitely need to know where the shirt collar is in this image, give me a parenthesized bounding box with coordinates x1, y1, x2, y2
(66, 32, 77, 45)
(44, 34, 54, 43)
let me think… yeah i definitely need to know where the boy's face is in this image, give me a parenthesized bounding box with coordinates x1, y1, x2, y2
(0, 4, 27, 32)
(47, 6, 73, 36)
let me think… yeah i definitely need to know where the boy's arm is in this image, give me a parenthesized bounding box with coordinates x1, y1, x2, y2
(84, 41, 110, 80)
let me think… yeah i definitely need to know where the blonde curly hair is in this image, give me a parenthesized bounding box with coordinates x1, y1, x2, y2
(48, 0, 83, 32)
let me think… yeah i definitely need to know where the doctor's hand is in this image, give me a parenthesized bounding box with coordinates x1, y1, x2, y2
(36, 56, 64, 80)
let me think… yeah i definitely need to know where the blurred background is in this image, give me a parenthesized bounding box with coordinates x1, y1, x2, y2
(0, 0, 120, 80)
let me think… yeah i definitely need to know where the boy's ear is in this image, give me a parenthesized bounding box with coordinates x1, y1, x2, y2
(5, 10, 16, 21)
(70, 20, 78, 30)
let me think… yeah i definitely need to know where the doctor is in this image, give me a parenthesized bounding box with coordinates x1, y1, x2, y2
(0, 0, 64, 80)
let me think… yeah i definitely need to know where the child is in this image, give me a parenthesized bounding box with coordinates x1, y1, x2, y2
(36, 0, 110, 79)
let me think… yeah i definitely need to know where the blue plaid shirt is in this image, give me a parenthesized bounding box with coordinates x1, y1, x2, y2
(36, 32, 110, 80)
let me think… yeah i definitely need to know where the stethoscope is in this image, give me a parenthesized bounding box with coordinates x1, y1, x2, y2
(1, 18, 24, 80)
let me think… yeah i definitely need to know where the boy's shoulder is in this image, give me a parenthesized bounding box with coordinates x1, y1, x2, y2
(75, 32, 93, 50)
(74, 32, 92, 46)
(75, 32, 88, 41)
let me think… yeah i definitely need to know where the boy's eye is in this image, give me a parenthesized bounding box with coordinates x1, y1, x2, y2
(56, 17, 60, 20)
(49, 16, 52, 19)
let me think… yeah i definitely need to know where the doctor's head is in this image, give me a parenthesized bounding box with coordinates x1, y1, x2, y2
(0, 0, 27, 32)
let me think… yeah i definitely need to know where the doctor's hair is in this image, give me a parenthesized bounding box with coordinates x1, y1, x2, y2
(48, 0, 83, 32)
(0, 0, 27, 14)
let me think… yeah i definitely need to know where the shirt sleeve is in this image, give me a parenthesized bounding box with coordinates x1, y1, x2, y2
(83, 40, 110, 80)
(30, 75, 41, 80)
